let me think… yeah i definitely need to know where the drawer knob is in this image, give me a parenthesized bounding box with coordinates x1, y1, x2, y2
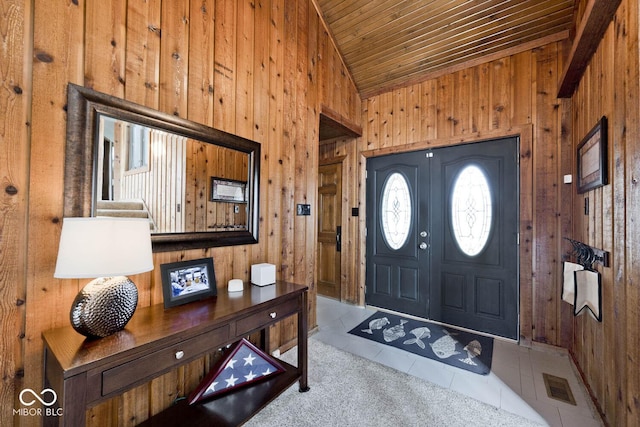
(175, 350, 184, 360)
(270, 312, 277, 319)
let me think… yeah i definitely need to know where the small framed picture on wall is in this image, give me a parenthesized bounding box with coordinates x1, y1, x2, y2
(577, 116, 608, 194)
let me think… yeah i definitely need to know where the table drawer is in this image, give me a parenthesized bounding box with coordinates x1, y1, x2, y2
(236, 298, 299, 336)
(102, 325, 229, 396)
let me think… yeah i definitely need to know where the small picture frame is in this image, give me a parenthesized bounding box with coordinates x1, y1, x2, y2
(577, 116, 608, 194)
(210, 177, 247, 203)
(160, 258, 217, 308)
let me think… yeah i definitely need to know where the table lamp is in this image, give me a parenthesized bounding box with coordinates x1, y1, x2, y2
(54, 217, 154, 338)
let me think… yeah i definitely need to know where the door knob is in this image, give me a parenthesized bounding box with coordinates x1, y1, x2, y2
(420, 231, 428, 238)
(419, 242, 428, 250)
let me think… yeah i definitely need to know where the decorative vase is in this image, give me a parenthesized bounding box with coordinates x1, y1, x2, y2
(70, 276, 138, 338)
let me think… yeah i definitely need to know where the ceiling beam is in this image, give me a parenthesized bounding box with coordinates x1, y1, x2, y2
(557, 0, 623, 98)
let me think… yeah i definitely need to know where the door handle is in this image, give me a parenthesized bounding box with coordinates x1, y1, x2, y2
(336, 226, 342, 252)
(419, 242, 428, 250)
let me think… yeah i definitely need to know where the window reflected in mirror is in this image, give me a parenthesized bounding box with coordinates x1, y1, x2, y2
(97, 116, 250, 234)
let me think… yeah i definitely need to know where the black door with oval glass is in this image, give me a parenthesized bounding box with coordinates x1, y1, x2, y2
(365, 137, 519, 340)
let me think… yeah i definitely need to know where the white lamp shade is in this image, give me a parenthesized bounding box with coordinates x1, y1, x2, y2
(54, 217, 154, 278)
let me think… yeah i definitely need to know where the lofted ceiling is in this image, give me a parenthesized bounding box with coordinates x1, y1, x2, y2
(314, 0, 576, 98)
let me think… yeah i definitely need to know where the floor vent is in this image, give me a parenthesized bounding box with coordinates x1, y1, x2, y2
(543, 373, 576, 405)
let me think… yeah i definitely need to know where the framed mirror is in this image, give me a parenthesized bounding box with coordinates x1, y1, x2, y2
(64, 83, 260, 252)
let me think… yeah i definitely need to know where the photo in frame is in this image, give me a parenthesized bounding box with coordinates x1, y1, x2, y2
(210, 177, 247, 203)
(160, 257, 217, 308)
(577, 116, 608, 194)
(187, 338, 286, 405)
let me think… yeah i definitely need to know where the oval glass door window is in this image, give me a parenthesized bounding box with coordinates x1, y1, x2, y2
(380, 172, 412, 250)
(451, 165, 493, 256)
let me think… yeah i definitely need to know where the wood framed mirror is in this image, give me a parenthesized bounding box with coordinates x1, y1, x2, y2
(64, 83, 260, 252)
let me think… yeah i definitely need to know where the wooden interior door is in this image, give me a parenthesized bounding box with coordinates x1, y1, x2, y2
(317, 162, 342, 299)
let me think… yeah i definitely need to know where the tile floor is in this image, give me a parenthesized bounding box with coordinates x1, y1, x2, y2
(314, 296, 603, 427)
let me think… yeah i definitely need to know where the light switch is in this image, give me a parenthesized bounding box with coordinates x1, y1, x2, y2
(296, 204, 311, 216)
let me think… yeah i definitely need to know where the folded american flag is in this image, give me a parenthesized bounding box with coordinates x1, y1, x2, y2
(188, 338, 285, 404)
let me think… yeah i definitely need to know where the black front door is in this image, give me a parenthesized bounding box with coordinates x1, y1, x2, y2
(365, 137, 519, 339)
(365, 151, 430, 318)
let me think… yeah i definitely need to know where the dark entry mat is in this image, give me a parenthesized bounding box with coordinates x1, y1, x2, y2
(349, 311, 493, 375)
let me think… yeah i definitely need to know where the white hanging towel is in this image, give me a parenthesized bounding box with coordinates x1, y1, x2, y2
(562, 262, 584, 305)
(573, 269, 602, 321)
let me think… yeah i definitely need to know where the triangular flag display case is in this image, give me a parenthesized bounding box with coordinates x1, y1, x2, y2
(188, 338, 286, 404)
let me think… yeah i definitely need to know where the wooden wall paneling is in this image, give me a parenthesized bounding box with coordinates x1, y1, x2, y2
(26, 3, 85, 425)
(266, 0, 284, 284)
(331, 48, 343, 114)
(511, 51, 532, 126)
(420, 79, 437, 140)
(1, 0, 30, 424)
(557, 102, 574, 348)
(338, 140, 361, 304)
(252, 0, 269, 267)
(232, 0, 255, 280)
(236, 0, 255, 141)
(264, 0, 286, 351)
(565, 2, 639, 423)
(279, 0, 310, 349)
(436, 73, 453, 138)
(454, 69, 470, 136)
(518, 126, 535, 345)
(364, 96, 378, 149)
(624, 1, 640, 425)
(185, 0, 214, 238)
(273, 0, 298, 351)
(571, 69, 585, 365)
(159, 0, 189, 118)
(187, 0, 215, 127)
(84, 0, 126, 96)
(86, 398, 115, 426)
(556, 37, 574, 350)
(207, 0, 237, 306)
(490, 57, 511, 130)
(470, 63, 489, 133)
(380, 91, 393, 148)
(392, 87, 407, 146)
(213, 0, 236, 134)
(590, 38, 605, 404)
(406, 84, 422, 143)
(115, 383, 148, 427)
(124, 0, 161, 108)
(532, 43, 561, 344)
(280, 0, 297, 286)
(306, 1, 320, 326)
(597, 28, 617, 419)
(623, 1, 640, 423)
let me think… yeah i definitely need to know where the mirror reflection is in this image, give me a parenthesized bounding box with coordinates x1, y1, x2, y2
(97, 116, 250, 234)
(64, 83, 260, 252)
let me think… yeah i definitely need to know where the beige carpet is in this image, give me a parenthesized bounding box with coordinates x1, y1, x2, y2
(245, 338, 544, 427)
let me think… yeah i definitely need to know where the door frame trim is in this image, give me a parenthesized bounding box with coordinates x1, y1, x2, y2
(359, 125, 534, 345)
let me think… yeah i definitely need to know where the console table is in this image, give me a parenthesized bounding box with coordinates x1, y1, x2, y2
(42, 281, 308, 426)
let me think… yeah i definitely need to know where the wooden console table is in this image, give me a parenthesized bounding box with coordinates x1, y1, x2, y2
(42, 281, 308, 426)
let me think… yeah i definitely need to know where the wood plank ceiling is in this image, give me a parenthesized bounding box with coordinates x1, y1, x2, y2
(314, 0, 576, 98)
